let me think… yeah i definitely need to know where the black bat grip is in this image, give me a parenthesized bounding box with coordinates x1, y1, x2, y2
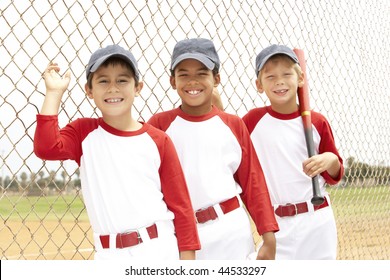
(311, 176, 325, 205)
(304, 127, 325, 206)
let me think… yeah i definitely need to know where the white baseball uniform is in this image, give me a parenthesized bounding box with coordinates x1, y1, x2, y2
(243, 106, 344, 260)
(148, 106, 278, 260)
(34, 115, 200, 260)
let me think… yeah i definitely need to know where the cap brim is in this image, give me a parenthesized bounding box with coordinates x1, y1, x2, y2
(89, 54, 139, 80)
(257, 52, 299, 75)
(171, 53, 215, 71)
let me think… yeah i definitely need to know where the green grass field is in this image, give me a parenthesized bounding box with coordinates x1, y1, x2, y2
(1, 186, 388, 221)
(328, 185, 390, 217)
(0, 195, 89, 222)
(329, 185, 390, 201)
(1, 185, 389, 260)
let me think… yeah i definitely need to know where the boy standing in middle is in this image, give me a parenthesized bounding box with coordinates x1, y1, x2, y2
(148, 38, 279, 260)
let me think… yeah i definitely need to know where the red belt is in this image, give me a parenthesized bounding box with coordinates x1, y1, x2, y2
(99, 224, 158, 249)
(195, 196, 240, 224)
(275, 197, 329, 217)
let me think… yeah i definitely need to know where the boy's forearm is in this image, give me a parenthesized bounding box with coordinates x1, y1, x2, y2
(257, 231, 276, 260)
(262, 232, 276, 249)
(40, 64, 71, 115)
(40, 91, 64, 115)
(212, 87, 223, 110)
(324, 152, 341, 179)
(179, 250, 196, 260)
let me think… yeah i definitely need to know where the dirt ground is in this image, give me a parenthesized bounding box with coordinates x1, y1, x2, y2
(1, 220, 94, 260)
(250, 214, 390, 260)
(1, 217, 389, 260)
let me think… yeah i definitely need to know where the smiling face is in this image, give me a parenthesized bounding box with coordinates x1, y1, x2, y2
(170, 59, 220, 116)
(256, 55, 304, 114)
(85, 60, 143, 126)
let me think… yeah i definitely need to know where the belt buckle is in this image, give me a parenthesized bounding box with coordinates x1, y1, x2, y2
(195, 206, 217, 224)
(194, 208, 205, 224)
(133, 229, 141, 244)
(118, 229, 141, 248)
(286, 203, 298, 216)
(137, 230, 142, 244)
(194, 212, 200, 224)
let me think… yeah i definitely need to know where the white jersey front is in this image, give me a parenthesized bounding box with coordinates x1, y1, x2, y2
(148, 106, 279, 259)
(243, 106, 343, 205)
(243, 106, 344, 260)
(34, 115, 200, 258)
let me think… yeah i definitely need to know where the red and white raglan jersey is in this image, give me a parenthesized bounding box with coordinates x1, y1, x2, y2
(148, 106, 278, 235)
(34, 115, 200, 252)
(242, 106, 344, 205)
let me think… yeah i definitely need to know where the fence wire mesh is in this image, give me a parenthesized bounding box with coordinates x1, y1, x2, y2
(1, 0, 389, 260)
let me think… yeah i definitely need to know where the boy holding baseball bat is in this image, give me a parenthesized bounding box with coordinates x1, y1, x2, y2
(242, 44, 344, 259)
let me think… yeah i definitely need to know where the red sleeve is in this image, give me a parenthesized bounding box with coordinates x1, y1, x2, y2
(219, 113, 279, 235)
(34, 115, 98, 166)
(147, 110, 179, 132)
(146, 125, 201, 251)
(312, 112, 344, 185)
(242, 107, 267, 134)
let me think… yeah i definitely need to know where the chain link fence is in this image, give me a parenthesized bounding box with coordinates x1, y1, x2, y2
(1, 0, 389, 260)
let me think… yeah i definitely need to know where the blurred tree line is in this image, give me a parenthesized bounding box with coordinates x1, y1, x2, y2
(1, 156, 389, 195)
(1, 168, 81, 195)
(343, 157, 390, 186)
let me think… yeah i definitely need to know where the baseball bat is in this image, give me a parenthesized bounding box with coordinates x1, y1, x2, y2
(293, 48, 325, 206)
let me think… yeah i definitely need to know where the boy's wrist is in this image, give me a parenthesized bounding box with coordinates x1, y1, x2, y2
(46, 89, 66, 97)
(179, 250, 196, 260)
(40, 92, 64, 115)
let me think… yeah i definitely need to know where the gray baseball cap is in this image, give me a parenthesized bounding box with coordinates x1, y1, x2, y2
(255, 44, 299, 76)
(170, 38, 220, 72)
(86, 44, 140, 81)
